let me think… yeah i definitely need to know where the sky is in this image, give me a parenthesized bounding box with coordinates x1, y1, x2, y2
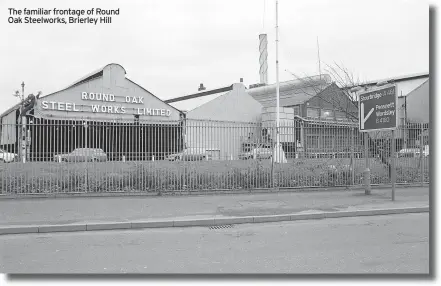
(0, 0, 430, 114)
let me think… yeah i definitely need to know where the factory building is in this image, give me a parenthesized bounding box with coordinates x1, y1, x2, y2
(0, 63, 184, 161)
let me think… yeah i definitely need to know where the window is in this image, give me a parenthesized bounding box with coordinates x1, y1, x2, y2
(321, 109, 334, 119)
(293, 106, 300, 116)
(307, 108, 319, 118)
(335, 111, 347, 121)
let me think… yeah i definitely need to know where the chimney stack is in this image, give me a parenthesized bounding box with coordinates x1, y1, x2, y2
(240, 78, 243, 83)
(198, 83, 206, 91)
(259, 34, 268, 85)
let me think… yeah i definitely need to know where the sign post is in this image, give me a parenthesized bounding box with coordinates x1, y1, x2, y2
(358, 85, 397, 200)
(391, 130, 396, 201)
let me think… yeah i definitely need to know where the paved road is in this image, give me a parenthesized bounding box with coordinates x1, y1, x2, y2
(0, 213, 429, 274)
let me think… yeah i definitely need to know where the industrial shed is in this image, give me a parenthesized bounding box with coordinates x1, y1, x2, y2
(0, 63, 185, 161)
(166, 83, 264, 160)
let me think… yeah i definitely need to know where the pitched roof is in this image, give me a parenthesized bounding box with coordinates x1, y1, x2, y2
(346, 72, 429, 88)
(247, 75, 332, 107)
(64, 63, 127, 90)
(0, 63, 181, 118)
(405, 78, 429, 98)
(165, 85, 234, 112)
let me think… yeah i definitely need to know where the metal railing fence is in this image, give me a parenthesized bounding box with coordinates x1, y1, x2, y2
(0, 117, 429, 195)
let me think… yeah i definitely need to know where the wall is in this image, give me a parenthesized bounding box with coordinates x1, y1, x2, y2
(185, 83, 263, 159)
(303, 83, 358, 121)
(34, 64, 181, 123)
(0, 110, 17, 145)
(261, 107, 296, 143)
(406, 80, 429, 123)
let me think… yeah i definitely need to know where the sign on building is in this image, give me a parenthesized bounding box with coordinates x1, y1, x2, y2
(359, 85, 397, 132)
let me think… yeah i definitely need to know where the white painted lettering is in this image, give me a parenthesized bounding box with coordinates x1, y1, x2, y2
(132, 97, 138, 104)
(89, 93, 95, 100)
(96, 93, 102, 101)
(109, 94, 115, 102)
(166, 110, 171, 116)
(125, 96, 131, 103)
(91, 105, 100, 112)
(73, 103, 79, 112)
(50, 102, 56, 109)
(101, 106, 106, 112)
(57, 102, 65, 111)
(103, 94, 108, 101)
(81, 92, 88, 100)
(114, 106, 120, 113)
(42, 101, 48, 109)
(108, 106, 113, 113)
(137, 108, 142, 115)
(121, 107, 126, 113)
(146, 108, 152, 115)
(160, 109, 165, 116)
(138, 97, 144, 104)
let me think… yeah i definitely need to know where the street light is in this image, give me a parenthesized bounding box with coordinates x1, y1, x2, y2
(12, 82, 25, 162)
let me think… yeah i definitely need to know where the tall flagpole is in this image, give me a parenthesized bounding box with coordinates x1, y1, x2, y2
(274, 0, 286, 163)
(275, 0, 280, 160)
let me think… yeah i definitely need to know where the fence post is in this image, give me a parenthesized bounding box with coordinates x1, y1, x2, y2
(420, 124, 424, 186)
(364, 132, 371, 195)
(391, 130, 396, 201)
(21, 116, 27, 163)
(271, 126, 275, 190)
(350, 127, 355, 186)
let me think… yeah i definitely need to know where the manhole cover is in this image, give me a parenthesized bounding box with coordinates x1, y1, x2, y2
(209, 224, 234, 230)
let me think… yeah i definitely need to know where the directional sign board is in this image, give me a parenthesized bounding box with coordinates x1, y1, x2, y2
(358, 85, 397, 132)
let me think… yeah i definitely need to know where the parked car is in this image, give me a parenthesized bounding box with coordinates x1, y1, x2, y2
(166, 148, 207, 161)
(0, 149, 18, 163)
(54, 148, 108, 162)
(398, 145, 429, 158)
(239, 145, 272, 160)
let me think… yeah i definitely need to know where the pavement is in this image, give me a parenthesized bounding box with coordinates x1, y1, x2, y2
(0, 186, 429, 235)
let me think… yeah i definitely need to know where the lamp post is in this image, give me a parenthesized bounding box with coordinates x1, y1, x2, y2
(12, 82, 26, 162)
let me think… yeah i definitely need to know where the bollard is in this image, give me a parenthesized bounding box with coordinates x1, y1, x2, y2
(152, 155, 155, 162)
(58, 155, 62, 163)
(364, 133, 371, 195)
(122, 155, 126, 162)
(364, 168, 371, 195)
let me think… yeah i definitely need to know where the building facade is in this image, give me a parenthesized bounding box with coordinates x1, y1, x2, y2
(0, 63, 184, 161)
(167, 83, 264, 160)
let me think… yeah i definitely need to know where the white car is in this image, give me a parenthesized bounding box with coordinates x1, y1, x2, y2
(0, 149, 18, 163)
(166, 148, 207, 161)
(398, 145, 429, 158)
(239, 145, 273, 160)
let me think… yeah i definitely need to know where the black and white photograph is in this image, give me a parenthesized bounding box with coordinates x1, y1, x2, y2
(0, 0, 434, 279)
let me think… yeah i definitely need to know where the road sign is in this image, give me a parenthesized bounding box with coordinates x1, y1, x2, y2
(358, 85, 397, 132)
